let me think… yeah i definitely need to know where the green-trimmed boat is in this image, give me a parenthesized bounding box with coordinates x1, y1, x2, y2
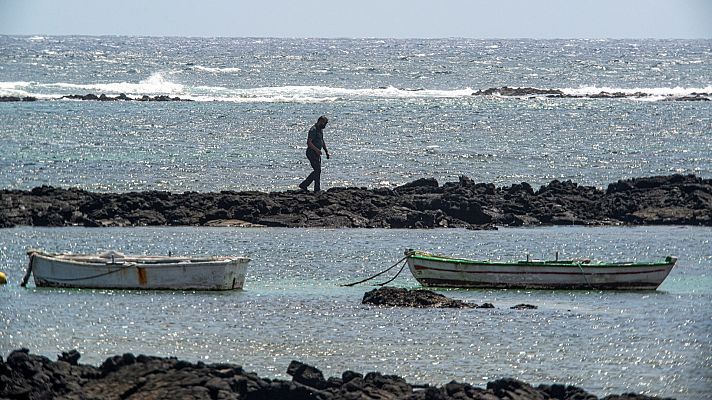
(405, 251, 677, 290)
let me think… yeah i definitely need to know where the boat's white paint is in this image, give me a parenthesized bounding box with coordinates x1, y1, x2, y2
(29, 251, 250, 290)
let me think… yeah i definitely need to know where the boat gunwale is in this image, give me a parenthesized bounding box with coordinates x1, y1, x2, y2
(31, 252, 250, 268)
(407, 252, 676, 268)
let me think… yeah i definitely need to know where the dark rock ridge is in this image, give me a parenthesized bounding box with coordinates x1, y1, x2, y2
(0, 96, 38, 102)
(511, 304, 538, 310)
(0, 174, 709, 229)
(0, 349, 674, 400)
(62, 93, 192, 101)
(472, 86, 711, 101)
(362, 287, 533, 309)
(0, 94, 190, 102)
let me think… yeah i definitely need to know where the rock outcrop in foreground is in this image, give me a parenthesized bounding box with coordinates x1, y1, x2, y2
(0, 349, 673, 400)
(362, 287, 534, 310)
(0, 174, 710, 229)
(362, 287, 478, 308)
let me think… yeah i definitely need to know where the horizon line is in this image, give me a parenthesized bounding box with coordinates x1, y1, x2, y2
(2, 33, 711, 41)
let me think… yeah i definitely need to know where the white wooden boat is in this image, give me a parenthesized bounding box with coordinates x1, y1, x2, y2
(405, 250, 676, 290)
(22, 250, 250, 290)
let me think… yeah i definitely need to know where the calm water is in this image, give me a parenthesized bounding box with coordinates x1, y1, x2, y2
(0, 226, 710, 399)
(1, 37, 711, 398)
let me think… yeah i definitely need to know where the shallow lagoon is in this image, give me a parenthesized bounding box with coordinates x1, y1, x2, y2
(0, 225, 710, 399)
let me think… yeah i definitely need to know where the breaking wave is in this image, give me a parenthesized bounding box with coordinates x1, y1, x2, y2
(1, 73, 710, 103)
(560, 86, 712, 100)
(49, 72, 185, 95)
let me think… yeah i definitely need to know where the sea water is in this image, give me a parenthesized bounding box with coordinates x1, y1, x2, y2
(0, 226, 710, 399)
(1, 37, 710, 192)
(0, 37, 711, 398)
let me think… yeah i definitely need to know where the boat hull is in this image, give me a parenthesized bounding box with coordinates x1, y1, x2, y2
(30, 252, 250, 290)
(406, 252, 676, 290)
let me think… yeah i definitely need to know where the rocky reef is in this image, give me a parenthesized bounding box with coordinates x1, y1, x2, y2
(361, 287, 534, 310)
(0, 174, 710, 229)
(61, 93, 192, 101)
(0, 94, 191, 102)
(471, 86, 711, 101)
(362, 287, 478, 308)
(0, 349, 674, 400)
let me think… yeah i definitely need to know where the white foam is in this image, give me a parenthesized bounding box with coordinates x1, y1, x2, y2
(48, 72, 184, 95)
(561, 86, 712, 98)
(191, 65, 242, 74)
(188, 85, 475, 103)
(0, 81, 58, 98)
(4, 77, 709, 103)
(0, 81, 34, 90)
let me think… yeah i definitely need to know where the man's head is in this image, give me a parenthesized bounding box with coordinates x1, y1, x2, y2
(316, 116, 328, 129)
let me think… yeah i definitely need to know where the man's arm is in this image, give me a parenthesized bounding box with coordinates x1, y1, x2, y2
(322, 141, 330, 159)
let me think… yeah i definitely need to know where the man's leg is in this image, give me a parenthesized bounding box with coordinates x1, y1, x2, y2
(306, 149, 321, 192)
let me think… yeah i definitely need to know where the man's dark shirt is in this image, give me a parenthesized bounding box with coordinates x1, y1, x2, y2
(307, 125, 324, 151)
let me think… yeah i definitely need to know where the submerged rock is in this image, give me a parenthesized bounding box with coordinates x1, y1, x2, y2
(0, 349, 675, 400)
(510, 304, 538, 310)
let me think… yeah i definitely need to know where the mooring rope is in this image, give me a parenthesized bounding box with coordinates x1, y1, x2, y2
(341, 255, 408, 287)
(375, 259, 408, 286)
(576, 262, 594, 289)
(20, 251, 137, 286)
(46, 263, 136, 282)
(19, 252, 35, 288)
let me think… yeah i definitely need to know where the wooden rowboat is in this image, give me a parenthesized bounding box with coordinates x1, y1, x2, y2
(22, 250, 250, 290)
(405, 250, 676, 290)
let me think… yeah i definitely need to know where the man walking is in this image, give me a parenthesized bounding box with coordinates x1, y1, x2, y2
(299, 116, 330, 192)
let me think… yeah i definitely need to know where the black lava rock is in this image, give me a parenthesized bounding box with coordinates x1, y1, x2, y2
(1, 174, 709, 229)
(0, 349, 675, 400)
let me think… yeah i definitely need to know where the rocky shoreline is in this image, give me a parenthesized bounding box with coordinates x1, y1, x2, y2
(0, 174, 710, 229)
(0, 349, 674, 400)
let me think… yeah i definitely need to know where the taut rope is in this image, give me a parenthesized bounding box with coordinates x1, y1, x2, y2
(20, 252, 35, 288)
(341, 255, 409, 287)
(374, 260, 408, 286)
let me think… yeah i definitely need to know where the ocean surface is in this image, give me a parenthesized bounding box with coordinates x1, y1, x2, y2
(1, 36, 711, 192)
(1, 37, 711, 399)
(0, 226, 710, 399)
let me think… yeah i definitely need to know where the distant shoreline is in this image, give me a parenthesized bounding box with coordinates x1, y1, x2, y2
(1, 174, 709, 229)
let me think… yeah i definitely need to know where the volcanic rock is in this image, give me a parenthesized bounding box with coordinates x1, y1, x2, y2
(0, 349, 676, 400)
(0, 96, 38, 102)
(362, 287, 477, 308)
(0, 174, 709, 229)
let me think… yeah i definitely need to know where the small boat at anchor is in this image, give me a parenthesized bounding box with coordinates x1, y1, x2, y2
(22, 250, 250, 290)
(405, 250, 677, 290)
